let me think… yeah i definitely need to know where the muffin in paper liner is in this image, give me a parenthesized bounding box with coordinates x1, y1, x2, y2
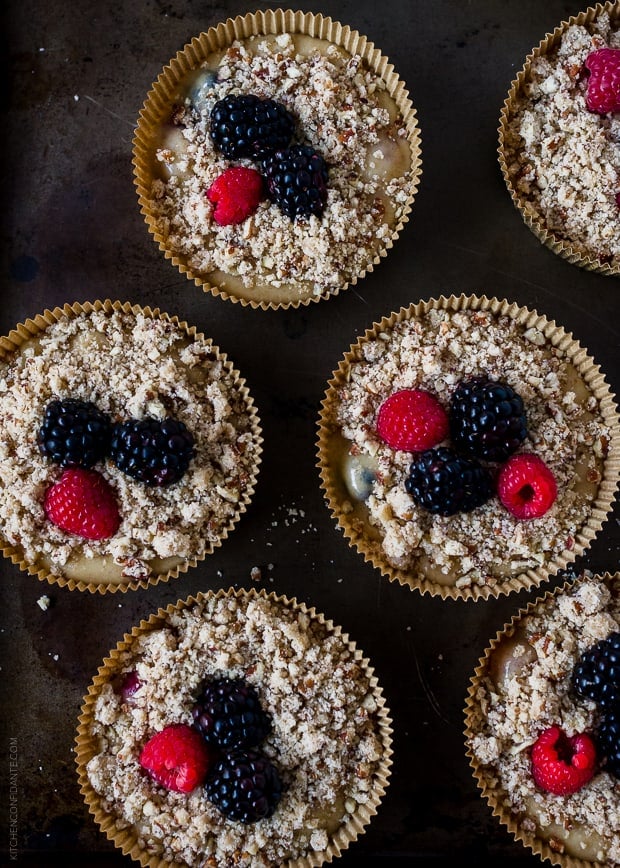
(316, 293, 620, 601)
(75, 586, 393, 868)
(0, 300, 262, 594)
(464, 571, 620, 867)
(498, 2, 620, 276)
(132, 8, 422, 310)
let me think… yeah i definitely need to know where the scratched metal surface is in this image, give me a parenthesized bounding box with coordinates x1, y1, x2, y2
(1, 0, 619, 865)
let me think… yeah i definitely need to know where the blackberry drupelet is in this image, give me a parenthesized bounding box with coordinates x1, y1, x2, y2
(261, 145, 328, 220)
(405, 446, 493, 516)
(449, 377, 527, 463)
(573, 632, 620, 709)
(205, 748, 282, 823)
(210, 94, 294, 160)
(109, 417, 195, 486)
(192, 677, 271, 750)
(38, 398, 111, 469)
(597, 708, 620, 778)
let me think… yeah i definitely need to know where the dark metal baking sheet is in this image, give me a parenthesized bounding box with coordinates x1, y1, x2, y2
(2, 0, 619, 865)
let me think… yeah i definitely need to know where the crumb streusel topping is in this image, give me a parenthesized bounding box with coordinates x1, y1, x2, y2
(0, 309, 260, 581)
(85, 594, 386, 867)
(149, 32, 413, 303)
(504, 11, 620, 266)
(329, 307, 610, 591)
(468, 575, 620, 863)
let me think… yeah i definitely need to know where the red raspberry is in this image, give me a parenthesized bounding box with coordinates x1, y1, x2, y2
(139, 723, 216, 793)
(531, 726, 597, 795)
(376, 389, 449, 452)
(207, 166, 264, 226)
(119, 671, 142, 704)
(44, 468, 120, 540)
(497, 453, 557, 520)
(585, 48, 620, 114)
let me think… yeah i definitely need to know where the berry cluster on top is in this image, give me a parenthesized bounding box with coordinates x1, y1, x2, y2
(375, 376, 557, 519)
(207, 94, 329, 224)
(131, 674, 282, 824)
(528, 631, 620, 798)
(38, 398, 195, 540)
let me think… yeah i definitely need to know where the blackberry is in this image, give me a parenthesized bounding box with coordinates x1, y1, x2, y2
(597, 708, 620, 778)
(192, 677, 271, 750)
(38, 399, 111, 469)
(205, 748, 282, 823)
(210, 94, 294, 160)
(573, 632, 620, 709)
(449, 377, 527, 463)
(110, 417, 195, 486)
(404, 446, 493, 516)
(261, 145, 328, 220)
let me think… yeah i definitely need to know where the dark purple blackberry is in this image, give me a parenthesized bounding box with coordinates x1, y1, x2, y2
(449, 377, 527, 463)
(210, 94, 294, 160)
(205, 748, 282, 823)
(192, 677, 271, 750)
(573, 632, 620, 709)
(261, 145, 328, 220)
(404, 446, 493, 516)
(110, 417, 194, 486)
(38, 399, 111, 469)
(598, 708, 620, 778)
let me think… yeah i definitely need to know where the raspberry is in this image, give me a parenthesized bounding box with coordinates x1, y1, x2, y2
(207, 167, 264, 226)
(585, 48, 620, 115)
(192, 677, 272, 750)
(119, 671, 142, 705)
(531, 726, 597, 795)
(205, 748, 282, 823)
(376, 389, 449, 452)
(573, 632, 620, 709)
(449, 377, 527, 463)
(404, 446, 493, 516)
(497, 453, 557, 519)
(43, 468, 120, 540)
(139, 723, 216, 794)
(261, 145, 328, 220)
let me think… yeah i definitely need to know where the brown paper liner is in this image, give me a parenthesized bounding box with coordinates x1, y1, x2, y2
(498, 2, 620, 276)
(464, 571, 620, 867)
(316, 293, 620, 601)
(132, 9, 422, 310)
(75, 586, 393, 868)
(0, 300, 263, 594)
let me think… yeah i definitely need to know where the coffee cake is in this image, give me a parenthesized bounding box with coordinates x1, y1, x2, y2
(81, 591, 391, 867)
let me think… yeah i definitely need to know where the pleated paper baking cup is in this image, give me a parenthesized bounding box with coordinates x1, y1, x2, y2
(132, 9, 422, 310)
(75, 586, 393, 868)
(498, 2, 620, 276)
(317, 294, 620, 601)
(464, 572, 620, 866)
(0, 300, 262, 593)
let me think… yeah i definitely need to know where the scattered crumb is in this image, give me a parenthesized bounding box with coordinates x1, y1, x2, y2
(37, 595, 51, 611)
